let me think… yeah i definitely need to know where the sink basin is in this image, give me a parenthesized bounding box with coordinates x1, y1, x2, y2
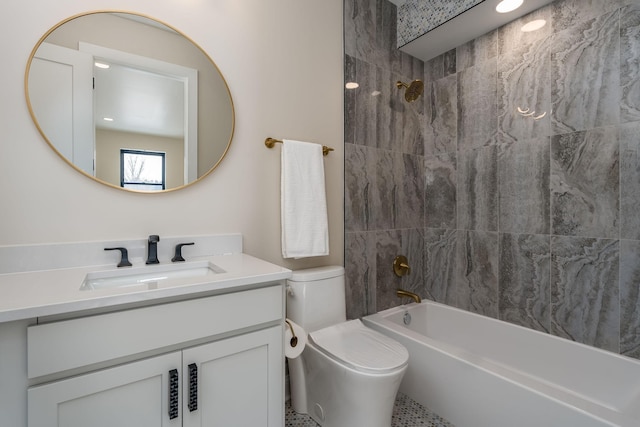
(81, 261, 226, 290)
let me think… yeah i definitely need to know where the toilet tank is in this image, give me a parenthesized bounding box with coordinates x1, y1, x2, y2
(286, 266, 346, 332)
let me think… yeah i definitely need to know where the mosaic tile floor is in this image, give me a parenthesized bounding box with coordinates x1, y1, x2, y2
(285, 392, 455, 427)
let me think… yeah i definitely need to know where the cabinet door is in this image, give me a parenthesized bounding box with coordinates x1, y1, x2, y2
(183, 326, 283, 427)
(28, 352, 182, 427)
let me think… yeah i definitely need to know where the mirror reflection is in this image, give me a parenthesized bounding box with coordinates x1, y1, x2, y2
(26, 11, 234, 192)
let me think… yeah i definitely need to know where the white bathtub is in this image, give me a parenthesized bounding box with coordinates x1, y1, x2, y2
(363, 301, 640, 427)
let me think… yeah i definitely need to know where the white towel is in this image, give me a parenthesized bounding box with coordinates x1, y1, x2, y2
(281, 139, 329, 259)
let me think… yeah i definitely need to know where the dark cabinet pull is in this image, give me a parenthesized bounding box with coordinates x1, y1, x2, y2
(188, 363, 198, 412)
(169, 369, 179, 419)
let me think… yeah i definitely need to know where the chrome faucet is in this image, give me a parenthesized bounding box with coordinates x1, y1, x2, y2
(396, 289, 421, 304)
(146, 235, 160, 264)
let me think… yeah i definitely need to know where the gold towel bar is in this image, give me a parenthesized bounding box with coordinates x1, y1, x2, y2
(265, 137, 334, 156)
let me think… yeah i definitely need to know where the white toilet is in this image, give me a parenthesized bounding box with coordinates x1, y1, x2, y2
(286, 266, 409, 427)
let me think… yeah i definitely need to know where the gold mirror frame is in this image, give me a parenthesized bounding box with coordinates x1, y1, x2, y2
(24, 10, 235, 193)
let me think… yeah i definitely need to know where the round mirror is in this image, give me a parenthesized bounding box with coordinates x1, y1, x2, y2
(25, 11, 234, 192)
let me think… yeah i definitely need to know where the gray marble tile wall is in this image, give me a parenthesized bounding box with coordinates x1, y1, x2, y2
(344, 0, 640, 360)
(345, 0, 426, 318)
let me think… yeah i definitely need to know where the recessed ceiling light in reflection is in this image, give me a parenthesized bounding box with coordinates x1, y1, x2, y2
(345, 82, 359, 89)
(94, 62, 110, 69)
(496, 0, 523, 13)
(371, 90, 381, 97)
(103, 117, 114, 122)
(521, 19, 547, 32)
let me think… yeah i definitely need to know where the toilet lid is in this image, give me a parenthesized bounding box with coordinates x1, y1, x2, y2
(309, 319, 408, 373)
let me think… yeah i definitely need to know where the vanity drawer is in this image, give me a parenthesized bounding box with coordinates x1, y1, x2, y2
(27, 284, 283, 379)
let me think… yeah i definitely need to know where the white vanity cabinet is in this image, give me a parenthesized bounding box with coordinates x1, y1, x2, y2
(25, 284, 284, 427)
(28, 351, 182, 427)
(182, 326, 281, 426)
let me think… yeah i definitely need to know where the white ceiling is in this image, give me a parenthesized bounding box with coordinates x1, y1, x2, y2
(94, 61, 185, 138)
(92, 13, 184, 139)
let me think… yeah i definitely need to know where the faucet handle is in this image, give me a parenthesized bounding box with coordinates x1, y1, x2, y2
(393, 255, 411, 277)
(104, 247, 133, 268)
(172, 242, 195, 262)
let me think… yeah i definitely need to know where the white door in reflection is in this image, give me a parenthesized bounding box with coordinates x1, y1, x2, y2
(29, 43, 95, 175)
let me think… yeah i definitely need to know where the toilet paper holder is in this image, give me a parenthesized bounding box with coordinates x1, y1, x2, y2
(285, 319, 298, 347)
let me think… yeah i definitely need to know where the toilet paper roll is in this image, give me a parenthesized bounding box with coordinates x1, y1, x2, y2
(285, 318, 307, 359)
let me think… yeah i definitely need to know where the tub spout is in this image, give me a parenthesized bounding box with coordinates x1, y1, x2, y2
(396, 289, 421, 303)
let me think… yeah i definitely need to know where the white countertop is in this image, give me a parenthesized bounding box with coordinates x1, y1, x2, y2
(0, 253, 291, 323)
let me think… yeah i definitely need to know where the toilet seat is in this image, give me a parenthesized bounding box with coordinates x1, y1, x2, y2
(309, 319, 408, 374)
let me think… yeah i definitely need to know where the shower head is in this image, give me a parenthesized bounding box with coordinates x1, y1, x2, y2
(396, 80, 424, 102)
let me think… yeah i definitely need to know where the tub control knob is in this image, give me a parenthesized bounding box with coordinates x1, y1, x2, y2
(393, 255, 411, 277)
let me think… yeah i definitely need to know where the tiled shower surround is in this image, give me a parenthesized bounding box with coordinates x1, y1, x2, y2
(344, 0, 640, 359)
